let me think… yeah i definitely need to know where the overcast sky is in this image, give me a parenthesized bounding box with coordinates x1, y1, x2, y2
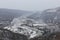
(0, 0, 60, 11)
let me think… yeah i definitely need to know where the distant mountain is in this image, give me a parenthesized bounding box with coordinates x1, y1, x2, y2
(27, 7, 60, 25)
(0, 8, 33, 28)
(0, 8, 32, 19)
(40, 7, 60, 24)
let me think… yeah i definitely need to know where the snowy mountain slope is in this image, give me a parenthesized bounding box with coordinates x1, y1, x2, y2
(4, 16, 60, 40)
(4, 17, 44, 39)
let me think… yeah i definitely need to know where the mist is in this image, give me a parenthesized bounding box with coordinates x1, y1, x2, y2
(0, 0, 60, 11)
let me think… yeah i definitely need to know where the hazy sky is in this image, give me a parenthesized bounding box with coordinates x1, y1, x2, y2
(0, 0, 60, 11)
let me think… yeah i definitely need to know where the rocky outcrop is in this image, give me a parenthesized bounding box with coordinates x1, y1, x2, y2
(0, 28, 28, 40)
